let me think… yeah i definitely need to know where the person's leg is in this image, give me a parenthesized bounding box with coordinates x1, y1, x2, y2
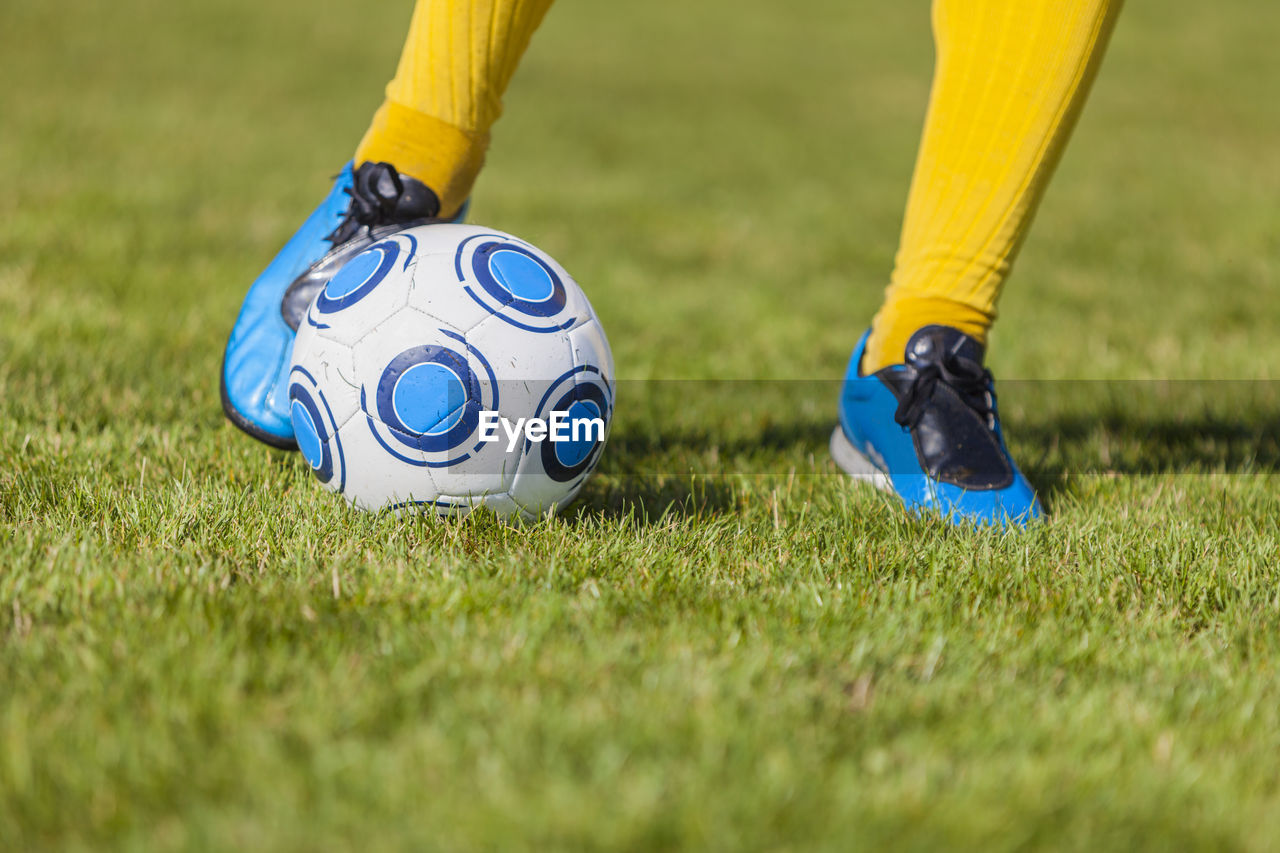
(863, 0, 1122, 373)
(355, 0, 554, 220)
(223, 0, 553, 448)
(834, 0, 1122, 525)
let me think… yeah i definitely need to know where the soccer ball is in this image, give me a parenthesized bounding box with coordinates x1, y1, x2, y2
(287, 223, 614, 520)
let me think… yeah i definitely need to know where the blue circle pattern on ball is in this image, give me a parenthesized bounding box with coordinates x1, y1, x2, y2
(472, 243, 565, 317)
(553, 398, 603, 468)
(291, 400, 325, 470)
(325, 248, 383, 299)
(374, 345, 481, 454)
(392, 362, 469, 436)
(537, 372, 610, 483)
(287, 370, 343, 489)
(488, 249, 557, 302)
(453, 234, 583, 334)
(314, 239, 401, 315)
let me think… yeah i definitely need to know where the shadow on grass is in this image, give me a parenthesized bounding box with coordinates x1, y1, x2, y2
(573, 418, 838, 521)
(1016, 409, 1280, 488)
(580, 394, 1279, 522)
(605, 419, 837, 459)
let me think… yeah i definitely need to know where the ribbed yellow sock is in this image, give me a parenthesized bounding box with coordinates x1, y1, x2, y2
(862, 0, 1122, 373)
(354, 0, 554, 219)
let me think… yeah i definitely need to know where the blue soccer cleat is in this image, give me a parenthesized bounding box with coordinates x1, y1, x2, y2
(832, 325, 1042, 527)
(221, 161, 465, 448)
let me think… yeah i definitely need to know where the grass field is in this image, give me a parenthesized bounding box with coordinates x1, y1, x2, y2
(3, 0, 1280, 848)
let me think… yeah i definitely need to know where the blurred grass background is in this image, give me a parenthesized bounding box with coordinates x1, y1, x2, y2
(2, 1, 1280, 849)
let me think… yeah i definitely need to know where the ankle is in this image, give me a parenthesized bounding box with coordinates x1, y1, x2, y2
(354, 100, 488, 220)
(863, 299, 991, 374)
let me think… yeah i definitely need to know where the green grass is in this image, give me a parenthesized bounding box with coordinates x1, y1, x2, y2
(3, 0, 1280, 848)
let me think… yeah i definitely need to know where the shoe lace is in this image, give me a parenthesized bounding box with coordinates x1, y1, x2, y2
(893, 350, 995, 431)
(325, 162, 408, 245)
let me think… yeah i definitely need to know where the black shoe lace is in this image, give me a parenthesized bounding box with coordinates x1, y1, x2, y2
(325, 162, 409, 245)
(893, 351, 995, 431)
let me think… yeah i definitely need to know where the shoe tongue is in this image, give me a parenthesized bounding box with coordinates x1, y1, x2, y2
(355, 161, 441, 221)
(371, 165, 400, 199)
(905, 325, 985, 367)
(393, 179, 440, 220)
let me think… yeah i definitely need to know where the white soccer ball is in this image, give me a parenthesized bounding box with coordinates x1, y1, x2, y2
(287, 224, 614, 519)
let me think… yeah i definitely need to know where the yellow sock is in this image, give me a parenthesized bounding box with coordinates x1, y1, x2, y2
(863, 0, 1122, 373)
(354, 0, 554, 219)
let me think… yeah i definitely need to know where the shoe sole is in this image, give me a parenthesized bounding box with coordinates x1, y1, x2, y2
(829, 426, 893, 493)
